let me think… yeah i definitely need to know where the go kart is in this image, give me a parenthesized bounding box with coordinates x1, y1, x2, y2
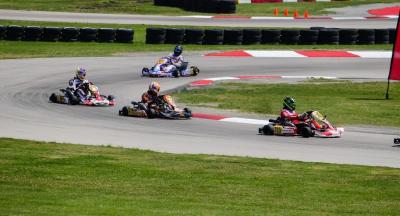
(119, 94, 192, 119)
(49, 82, 115, 106)
(142, 57, 200, 78)
(259, 111, 344, 138)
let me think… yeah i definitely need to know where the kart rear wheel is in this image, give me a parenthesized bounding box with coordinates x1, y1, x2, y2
(120, 106, 129, 116)
(261, 124, 274, 135)
(142, 67, 149, 76)
(49, 93, 58, 103)
(300, 126, 313, 138)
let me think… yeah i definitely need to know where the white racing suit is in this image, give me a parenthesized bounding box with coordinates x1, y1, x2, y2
(66, 77, 89, 104)
(166, 53, 190, 76)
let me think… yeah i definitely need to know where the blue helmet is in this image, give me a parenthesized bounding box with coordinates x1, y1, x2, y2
(76, 67, 87, 81)
(173, 45, 183, 56)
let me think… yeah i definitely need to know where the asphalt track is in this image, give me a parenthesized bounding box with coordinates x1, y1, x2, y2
(0, 53, 399, 168)
(0, 9, 397, 29)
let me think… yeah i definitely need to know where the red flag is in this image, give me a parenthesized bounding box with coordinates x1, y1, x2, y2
(389, 12, 400, 80)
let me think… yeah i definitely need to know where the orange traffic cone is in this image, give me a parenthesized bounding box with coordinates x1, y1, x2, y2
(283, 8, 289, 17)
(293, 9, 299, 18)
(304, 10, 309, 18)
(273, 8, 279, 16)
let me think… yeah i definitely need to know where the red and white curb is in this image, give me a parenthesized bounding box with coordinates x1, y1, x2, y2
(189, 75, 338, 87)
(182, 15, 398, 20)
(204, 50, 392, 58)
(192, 113, 269, 125)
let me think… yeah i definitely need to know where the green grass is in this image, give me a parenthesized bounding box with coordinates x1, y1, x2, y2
(0, 20, 392, 59)
(174, 81, 400, 127)
(1, 138, 399, 215)
(0, 0, 398, 16)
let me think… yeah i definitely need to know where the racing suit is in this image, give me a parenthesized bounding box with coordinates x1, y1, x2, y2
(165, 53, 190, 76)
(68, 76, 89, 103)
(280, 108, 300, 126)
(141, 90, 159, 108)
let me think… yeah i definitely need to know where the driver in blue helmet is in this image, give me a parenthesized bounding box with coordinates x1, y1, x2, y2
(68, 66, 91, 103)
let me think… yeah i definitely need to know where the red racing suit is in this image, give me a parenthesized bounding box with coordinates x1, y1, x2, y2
(280, 108, 301, 125)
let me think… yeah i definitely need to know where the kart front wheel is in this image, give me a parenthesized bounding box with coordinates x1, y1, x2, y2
(190, 66, 200, 76)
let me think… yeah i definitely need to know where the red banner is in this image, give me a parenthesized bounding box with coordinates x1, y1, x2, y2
(389, 13, 400, 80)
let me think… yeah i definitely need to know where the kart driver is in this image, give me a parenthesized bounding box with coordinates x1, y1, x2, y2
(68, 67, 91, 104)
(141, 81, 161, 108)
(281, 97, 323, 129)
(280, 97, 301, 125)
(163, 45, 191, 76)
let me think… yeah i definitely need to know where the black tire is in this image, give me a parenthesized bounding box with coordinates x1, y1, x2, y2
(204, 29, 224, 45)
(310, 27, 325, 31)
(49, 93, 58, 103)
(154, 0, 169, 6)
(375, 29, 389, 44)
(300, 126, 313, 138)
(23, 26, 43, 41)
(318, 29, 339, 45)
(183, 0, 194, 11)
(5, 25, 24, 41)
(97, 28, 116, 42)
(120, 106, 129, 116)
(165, 28, 185, 44)
(389, 28, 396, 44)
(357, 29, 375, 45)
(223, 29, 243, 45)
(281, 29, 300, 45)
(217, 0, 236, 14)
(261, 124, 274, 135)
(42, 27, 61, 42)
(79, 27, 97, 42)
(339, 29, 358, 45)
(184, 29, 204, 44)
(299, 29, 319, 45)
(194, 0, 206, 12)
(0, 25, 6, 39)
(204, 0, 218, 13)
(107, 95, 115, 101)
(261, 29, 281, 44)
(61, 27, 79, 42)
(242, 29, 262, 45)
(146, 28, 166, 44)
(116, 28, 134, 43)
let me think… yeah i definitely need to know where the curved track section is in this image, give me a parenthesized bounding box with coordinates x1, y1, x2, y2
(0, 53, 398, 168)
(0, 9, 396, 28)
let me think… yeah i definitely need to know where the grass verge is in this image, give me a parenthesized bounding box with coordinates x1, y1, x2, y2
(0, 20, 393, 59)
(1, 138, 399, 215)
(0, 0, 398, 16)
(174, 81, 400, 127)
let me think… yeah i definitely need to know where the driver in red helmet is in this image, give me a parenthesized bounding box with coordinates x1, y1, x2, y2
(141, 81, 161, 107)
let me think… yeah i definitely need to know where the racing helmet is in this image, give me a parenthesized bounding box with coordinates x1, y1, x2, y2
(283, 97, 296, 111)
(173, 45, 183, 56)
(148, 81, 161, 95)
(76, 67, 87, 81)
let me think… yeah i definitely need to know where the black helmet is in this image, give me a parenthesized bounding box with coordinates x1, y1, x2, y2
(283, 97, 296, 111)
(173, 45, 183, 56)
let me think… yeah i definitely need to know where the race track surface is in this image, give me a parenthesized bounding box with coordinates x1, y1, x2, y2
(1, 53, 399, 168)
(0, 9, 396, 29)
